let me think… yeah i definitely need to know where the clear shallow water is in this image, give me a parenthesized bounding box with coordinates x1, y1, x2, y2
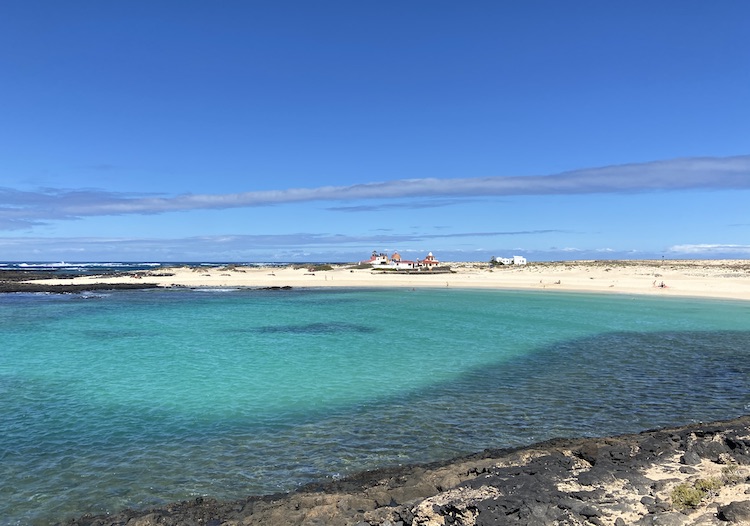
(1, 287, 749, 525)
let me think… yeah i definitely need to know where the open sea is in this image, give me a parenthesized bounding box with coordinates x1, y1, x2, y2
(2, 274, 750, 524)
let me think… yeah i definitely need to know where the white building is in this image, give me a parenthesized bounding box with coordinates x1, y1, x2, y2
(361, 251, 390, 266)
(392, 259, 417, 269)
(362, 251, 440, 269)
(494, 255, 527, 265)
(420, 252, 440, 268)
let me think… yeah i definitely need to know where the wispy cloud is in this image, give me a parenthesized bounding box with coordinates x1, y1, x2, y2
(1, 155, 748, 229)
(0, 229, 560, 250)
(0, 229, 561, 261)
(668, 243, 750, 255)
(326, 198, 480, 212)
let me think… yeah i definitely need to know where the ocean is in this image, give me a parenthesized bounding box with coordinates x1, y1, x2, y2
(0, 261, 276, 275)
(1, 283, 749, 525)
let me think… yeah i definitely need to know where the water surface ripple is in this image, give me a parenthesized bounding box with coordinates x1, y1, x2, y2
(1, 287, 749, 525)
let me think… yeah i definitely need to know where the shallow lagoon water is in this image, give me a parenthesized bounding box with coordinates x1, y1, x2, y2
(1, 287, 749, 525)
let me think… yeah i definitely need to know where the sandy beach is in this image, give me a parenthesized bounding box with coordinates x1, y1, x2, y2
(27, 259, 750, 301)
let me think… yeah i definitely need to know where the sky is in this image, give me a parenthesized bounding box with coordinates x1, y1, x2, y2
(1, 1, 749, 263)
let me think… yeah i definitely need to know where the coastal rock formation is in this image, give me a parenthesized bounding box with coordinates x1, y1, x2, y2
(0, 281, 159, 293)
(0, 271, 160, 293)
(59, 416, 750, 526)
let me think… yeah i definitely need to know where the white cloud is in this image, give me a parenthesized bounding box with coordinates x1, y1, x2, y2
(1, 155, 749, 229)
(668, 244, 750, 255)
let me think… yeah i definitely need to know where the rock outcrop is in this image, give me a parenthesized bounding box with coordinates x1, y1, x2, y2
(59, 416, 750, 526)
(0, 271, 159, 293)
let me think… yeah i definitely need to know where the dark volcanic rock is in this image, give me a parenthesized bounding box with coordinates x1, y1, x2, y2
(681, 451, 702, 465)
(0, 282, 160, 293)
(57, 416, 750, 526)
(718, 500, 750, 522)
(0, 269, 161, 293)
(689, 440, 731, 462)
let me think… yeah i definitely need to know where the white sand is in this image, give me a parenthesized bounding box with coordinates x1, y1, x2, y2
(31, 260, 750, 301)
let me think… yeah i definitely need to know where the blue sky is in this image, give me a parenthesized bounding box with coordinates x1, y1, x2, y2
(1, 1, 749, 262)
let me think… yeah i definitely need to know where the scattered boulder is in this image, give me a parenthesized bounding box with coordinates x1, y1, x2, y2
(718, 500, 750, 522)
(681, 451, 702, 465)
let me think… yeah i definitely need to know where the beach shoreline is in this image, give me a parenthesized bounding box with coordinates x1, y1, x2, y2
(14, 259, 750, 301)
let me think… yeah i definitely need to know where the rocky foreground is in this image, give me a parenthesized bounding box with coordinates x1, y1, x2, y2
(60, 416, 750, 526)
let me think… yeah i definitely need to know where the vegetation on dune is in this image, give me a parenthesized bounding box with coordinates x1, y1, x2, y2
(670, 464, 748, 511)
(670, 478, 722, 510)
(293, 264, 335, 271)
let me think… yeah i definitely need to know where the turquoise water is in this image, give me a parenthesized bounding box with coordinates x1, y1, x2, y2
(1, 287, 749, 525)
